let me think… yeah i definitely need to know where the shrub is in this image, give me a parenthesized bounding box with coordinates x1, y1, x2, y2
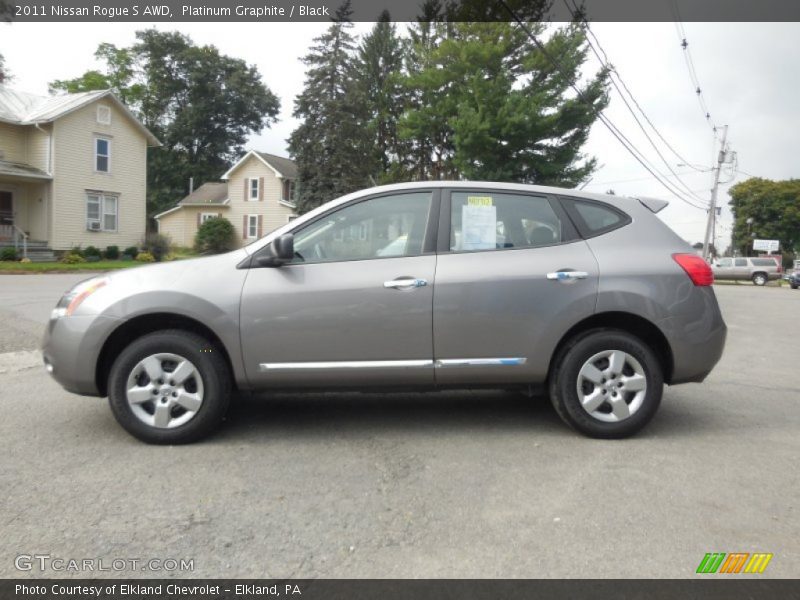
(136, 251, 155, 263)
(104, 245, 120, 260)
(20, 257, 31, 264)
(123, 246, 139, 259)
(67, 245, 84, 258)
(86, 255, 101, 263)
(195, 217, 234, 254)
(1, 247, 18, 261)
(84, 245, 102, 258)
(141, 233, 170, 262)
(60, 253, 86, 264)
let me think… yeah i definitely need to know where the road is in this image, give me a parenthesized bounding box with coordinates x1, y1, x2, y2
(0, 274, 797, 578)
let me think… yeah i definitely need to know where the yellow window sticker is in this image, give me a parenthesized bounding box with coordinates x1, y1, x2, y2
(467, 196, 493, 206)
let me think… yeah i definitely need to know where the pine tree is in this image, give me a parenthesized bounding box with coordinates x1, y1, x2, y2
(354, 11, 406, 182)
(288, 1, 374, 213)
(399, 20, 609, 185)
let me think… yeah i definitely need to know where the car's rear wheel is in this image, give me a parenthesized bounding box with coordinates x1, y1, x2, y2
(752, 272, 768, 286)
(108, 330, 231, 444)
(789, 282, 797, 290)
(549, 329, 663, 439)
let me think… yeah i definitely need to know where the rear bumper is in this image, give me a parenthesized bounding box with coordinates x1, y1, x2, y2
(41, 314, 121, 397)
(659, 288, 727, 384)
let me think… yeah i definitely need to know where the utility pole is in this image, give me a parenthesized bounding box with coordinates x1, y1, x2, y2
(702, 124, 728, 261)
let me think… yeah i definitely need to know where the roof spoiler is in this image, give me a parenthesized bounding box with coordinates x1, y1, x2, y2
(635, 196, 669, 214)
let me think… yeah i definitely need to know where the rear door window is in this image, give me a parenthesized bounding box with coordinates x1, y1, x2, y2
(735, 258, 748, 267)
(448, 192, 566, 252)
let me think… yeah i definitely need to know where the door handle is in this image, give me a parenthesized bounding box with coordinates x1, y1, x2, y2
(546, 271, 589, 281)
(384, 277, 428, 289)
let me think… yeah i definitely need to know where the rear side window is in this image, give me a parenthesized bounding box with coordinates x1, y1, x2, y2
(751, 258, 777, 267)
(735, 258, 748, 267)
(449, 192, 565, 252)
(560, 197, 631, 238)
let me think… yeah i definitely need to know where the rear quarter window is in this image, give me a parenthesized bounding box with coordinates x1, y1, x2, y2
(751, 258, 778, 267)
(559, 197, 631, 238)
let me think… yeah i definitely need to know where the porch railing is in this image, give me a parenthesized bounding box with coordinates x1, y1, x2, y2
(0, 225, 28, 259)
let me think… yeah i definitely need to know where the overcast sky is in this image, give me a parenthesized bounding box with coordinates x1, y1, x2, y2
(2, 21, 798, 246)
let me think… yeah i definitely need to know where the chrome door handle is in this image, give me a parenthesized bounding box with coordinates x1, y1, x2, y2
(384, 278, 428, 289)
(546, 271, 589, 281)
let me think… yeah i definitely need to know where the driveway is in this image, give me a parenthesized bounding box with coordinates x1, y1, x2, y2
(0, 276, 797, 578)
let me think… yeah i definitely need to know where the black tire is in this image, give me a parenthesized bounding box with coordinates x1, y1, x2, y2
(108, 329, 231, 444)
(549, 329, 663, 439)
(790, 283, 798, 290)
(752, 273, 768, 286)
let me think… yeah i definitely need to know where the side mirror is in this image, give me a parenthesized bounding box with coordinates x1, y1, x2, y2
(256, 233, 294, 267)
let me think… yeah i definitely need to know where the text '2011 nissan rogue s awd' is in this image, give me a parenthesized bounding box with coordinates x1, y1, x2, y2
(43, 182, 726, 443)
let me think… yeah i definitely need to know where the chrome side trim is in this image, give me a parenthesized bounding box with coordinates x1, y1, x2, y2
(435, 357, 527, 367)
(259, 360, 434, 372)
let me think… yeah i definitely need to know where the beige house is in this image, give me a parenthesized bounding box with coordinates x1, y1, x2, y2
(156, 151, 297, 248)
(0, 84, 159, 257)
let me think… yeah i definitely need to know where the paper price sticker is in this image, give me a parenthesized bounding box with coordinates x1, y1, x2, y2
(467, 196, 493, 206)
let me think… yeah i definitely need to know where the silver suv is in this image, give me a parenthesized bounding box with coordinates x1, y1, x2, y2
(712, 256, 782, 285)
(42, 182, 727, 443)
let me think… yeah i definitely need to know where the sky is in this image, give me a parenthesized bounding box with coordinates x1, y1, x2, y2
(2, 20, 798, 247)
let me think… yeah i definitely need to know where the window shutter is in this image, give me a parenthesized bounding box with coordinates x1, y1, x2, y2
(244, 178, 248, 200)
(257, 215, 263, 238)
(242, 215, 247, 239)
(259, 177, 265, 201)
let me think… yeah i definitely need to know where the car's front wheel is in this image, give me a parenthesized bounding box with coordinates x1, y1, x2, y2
(108, 330, 231, 444)
(752, 273, 768, 286)
(549, 329, 663, 439)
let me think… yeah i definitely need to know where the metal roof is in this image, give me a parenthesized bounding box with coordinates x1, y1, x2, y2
(0, 84, 160, 146)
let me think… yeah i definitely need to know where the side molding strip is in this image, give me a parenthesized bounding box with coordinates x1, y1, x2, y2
(259, 358, 527, 372)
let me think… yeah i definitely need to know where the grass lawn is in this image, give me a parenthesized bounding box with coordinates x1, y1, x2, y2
(0, 260, 144, 274)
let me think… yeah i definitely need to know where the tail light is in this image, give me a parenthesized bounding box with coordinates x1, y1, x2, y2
(672, 253, 714, 286)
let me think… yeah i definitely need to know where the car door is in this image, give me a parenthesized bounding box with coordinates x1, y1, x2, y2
(432, 189, 599, 385)
(734, 257, 749, 280)
(240, 190, 439, 389)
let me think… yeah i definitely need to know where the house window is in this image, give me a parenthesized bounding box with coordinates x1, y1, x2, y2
(97, 105, 111, 125)
(86, 193, 118, 232)
(247, 215, 259, 239)
(282, 179, 296, 204)
(200, 212, 218, 224)
(249, 178, 259, 201)
(95, 138, 111, 173)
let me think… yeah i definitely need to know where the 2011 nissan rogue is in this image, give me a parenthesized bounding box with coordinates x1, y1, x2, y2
(42, 182, 727, 443)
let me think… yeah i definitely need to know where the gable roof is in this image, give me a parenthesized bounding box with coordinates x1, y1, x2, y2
(0, 84, 160, 146)
(179, 182, 229, 206)
(221, 149, 297, 180)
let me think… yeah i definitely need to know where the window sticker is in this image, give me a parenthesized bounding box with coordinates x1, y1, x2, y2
(461, 204, 497, 250)
(467, 196, 493, 206)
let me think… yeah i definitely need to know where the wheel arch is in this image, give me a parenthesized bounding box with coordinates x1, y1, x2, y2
(95, 313, 237, 397)
(548, 311, 674, 384)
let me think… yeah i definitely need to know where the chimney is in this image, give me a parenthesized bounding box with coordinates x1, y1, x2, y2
(189, 177, 194, 194)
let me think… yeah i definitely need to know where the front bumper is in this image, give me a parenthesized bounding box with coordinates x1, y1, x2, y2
(42, 314, 121, 397)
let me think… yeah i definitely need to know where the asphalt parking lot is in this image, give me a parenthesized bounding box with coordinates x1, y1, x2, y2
(0, 274, 797, 578)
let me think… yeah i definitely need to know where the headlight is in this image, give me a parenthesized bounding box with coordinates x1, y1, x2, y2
(51, 277, 109, 319)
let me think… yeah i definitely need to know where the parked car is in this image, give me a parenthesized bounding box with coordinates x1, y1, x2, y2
(42, 182, 727, 443)
(788, 271, 800, 289)
(711, 256, 782, 285)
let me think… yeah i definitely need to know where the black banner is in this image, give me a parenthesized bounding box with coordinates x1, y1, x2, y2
(3, 579, 800, 600)
(3, 0, 800, 23)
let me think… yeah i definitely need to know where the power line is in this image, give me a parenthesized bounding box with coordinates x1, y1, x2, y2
(498, 1, 706, 210)
(568, 2, 708, 174)
(563, 0, 709, 204)
(669, 0, 719, 132)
